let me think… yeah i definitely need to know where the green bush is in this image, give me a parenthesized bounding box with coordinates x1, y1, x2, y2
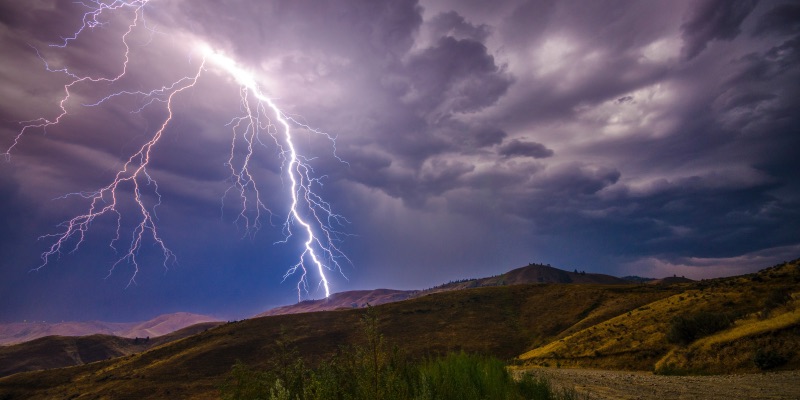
(220, 307, 577, 400)
(417, 352, 517, 400)
(220, 361, 272, 400)
(666, 312, 733, 345)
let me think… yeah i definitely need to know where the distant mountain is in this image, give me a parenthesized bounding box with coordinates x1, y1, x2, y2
(648, 276, 695, 285)
(420, 263, 629, 295)
(257, 289, 416, 317)
(0, 312, 219, 346)
(0, 322, 221, 378)
(622, 275, 695, 285)
(120, 312, 221, 338)
(257, 264, 629, 317)
(621, 275, 656, 283)
(486, 263, 629, 285)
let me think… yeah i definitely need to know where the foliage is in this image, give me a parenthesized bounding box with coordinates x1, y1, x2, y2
(666, 312, 733, 345)
(220, 360, 272, 400)
(653, 363, 704, 376)
(418, 352, 516, 399)
(753, 348, 789, 371)
(760, 288, 793, 318)
(220, 306, 575, 400)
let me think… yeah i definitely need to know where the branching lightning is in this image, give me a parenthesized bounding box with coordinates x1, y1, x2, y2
(3, 0, 349, 298)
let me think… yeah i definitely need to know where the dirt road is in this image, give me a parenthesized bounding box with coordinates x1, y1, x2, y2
(521, 368, 800, 400)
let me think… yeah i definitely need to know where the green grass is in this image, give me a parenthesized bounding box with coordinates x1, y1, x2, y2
(219, 308, 579, 400)
(221, 351, 576, 400)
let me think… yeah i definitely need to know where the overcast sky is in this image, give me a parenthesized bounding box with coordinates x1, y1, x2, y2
(1, 0, 798, 322)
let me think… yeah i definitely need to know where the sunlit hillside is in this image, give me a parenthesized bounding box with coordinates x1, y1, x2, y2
(518, 260, 800, 373)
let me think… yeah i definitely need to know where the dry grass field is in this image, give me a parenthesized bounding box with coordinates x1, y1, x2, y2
(519, 261, 800, 373)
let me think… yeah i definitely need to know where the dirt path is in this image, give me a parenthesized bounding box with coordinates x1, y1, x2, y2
(520, 368, 800, 400)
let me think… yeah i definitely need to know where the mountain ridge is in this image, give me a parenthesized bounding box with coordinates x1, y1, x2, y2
(258, 263, 630, 316)
(0, 321, 222, 378)
(0, 312, 219, 346)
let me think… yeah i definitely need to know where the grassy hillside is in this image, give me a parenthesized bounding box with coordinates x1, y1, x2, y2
(1, 260, 797, 399)
(419, 263, 628, 295)
(0, 322, 222, 378)
(518, 260, 800, 373)
(0, 283, 677, 399)
(256, 264, 628, 318)
(0, 312, 219, 346)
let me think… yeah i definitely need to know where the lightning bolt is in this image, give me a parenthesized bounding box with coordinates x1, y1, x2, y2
(3, 0, 349, 298)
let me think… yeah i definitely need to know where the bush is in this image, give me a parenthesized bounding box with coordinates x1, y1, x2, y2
(417, 352, 518, 400)
(760, 288, 793, 318)
(653, 363, 694, 376)
(753, 349, 788, 371)
(220, 307, 576, 400)
(666, 312, 733, 345)
(220, 361, 272, 400)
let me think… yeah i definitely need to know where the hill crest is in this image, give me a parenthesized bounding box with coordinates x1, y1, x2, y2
(257, 264, 630, 317)
(0, 312, 219, 346)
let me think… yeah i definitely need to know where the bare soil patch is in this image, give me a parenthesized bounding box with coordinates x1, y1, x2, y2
(521, 368, 800, 400)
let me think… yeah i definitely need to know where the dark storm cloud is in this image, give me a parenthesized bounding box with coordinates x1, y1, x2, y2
(403, 36, 512, 115)
(753, 3, 800, 36)
(497, 139, 554, 159)
(680, 0, 759, 60)
(588, 177, 798, 260)
(2, 0, 800, 323)
(471, 128, 507, 148)
(427, 11, 491, 43)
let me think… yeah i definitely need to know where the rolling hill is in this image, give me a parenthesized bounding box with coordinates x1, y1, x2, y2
(0, 282, 680, 398)
(518, 261, 800, 373)
(258, 263, 628, 316)
(0, 312, 220, 346)
(0, 260, 797, 399)
(0, 322, 221, 378)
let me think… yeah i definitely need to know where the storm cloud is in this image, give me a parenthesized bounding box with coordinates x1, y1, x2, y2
(0, 0, 798, 322)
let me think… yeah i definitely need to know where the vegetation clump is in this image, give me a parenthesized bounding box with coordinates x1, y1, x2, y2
(666, 311, 733, 345)
(221, 307, 575, 400)
(753, 348, 789, 371)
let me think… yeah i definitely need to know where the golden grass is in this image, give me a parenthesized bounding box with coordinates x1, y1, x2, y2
(520, 260, 800, 372)
(655, 300, 800, 374)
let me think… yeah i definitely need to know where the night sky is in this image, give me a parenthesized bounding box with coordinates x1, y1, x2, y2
(1, 0, 798, 323)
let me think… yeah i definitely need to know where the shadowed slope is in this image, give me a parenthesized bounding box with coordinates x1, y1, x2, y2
(0, 312, 219, 346)
(0, 322, 222, 378)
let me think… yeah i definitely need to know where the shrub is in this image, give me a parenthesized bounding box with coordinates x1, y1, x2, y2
(219, 361, 271, 400)
(220, 306, 577, 400)
(417, 352, 509, 399)
(753, 349, 788, 371)
(666, 312, 733, 345)
(654, 363, 692, 376)
(760, 288, 793, 318)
